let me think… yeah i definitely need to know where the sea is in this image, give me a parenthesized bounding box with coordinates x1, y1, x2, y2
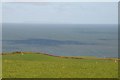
(2, 23, 118, 58)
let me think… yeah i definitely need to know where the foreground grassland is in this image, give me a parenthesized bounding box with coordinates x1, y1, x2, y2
(2, 52, 118, 78)
(0, 55, 2, 78)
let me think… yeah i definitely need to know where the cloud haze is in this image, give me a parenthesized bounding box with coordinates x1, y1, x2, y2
(2, 2, 118, 24)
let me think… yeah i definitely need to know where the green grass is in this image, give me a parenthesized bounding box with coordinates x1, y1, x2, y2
(0, 55, 2, 78)
(2, 52, 118, 78)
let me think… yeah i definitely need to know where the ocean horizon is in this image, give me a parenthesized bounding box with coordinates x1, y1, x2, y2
(2, 23, 118, 58)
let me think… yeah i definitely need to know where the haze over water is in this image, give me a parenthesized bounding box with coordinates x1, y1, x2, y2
(2, 2, 118, 57)
(2, 24, 118, 57)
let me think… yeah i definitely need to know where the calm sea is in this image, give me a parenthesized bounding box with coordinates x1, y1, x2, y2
(2, 24, 118, 57)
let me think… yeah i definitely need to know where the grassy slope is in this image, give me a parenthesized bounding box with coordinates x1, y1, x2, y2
(2, 53, 118, 78)
(0, 55, 1, 78)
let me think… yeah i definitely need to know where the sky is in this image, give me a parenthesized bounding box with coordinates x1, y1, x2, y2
(2, 2, 118, 24)
(1, 0, 119, 2)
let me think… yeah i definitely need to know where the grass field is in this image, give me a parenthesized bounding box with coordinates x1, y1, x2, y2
(0, 55, 2, 78)
(2, 52, 118, 78)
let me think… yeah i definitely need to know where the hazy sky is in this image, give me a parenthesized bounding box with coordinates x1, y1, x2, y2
(2, 2, 118, 24)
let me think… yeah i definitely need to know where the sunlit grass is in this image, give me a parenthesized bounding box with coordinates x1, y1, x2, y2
(2, 52, 118, 78)
(0, 55, 2, 78)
